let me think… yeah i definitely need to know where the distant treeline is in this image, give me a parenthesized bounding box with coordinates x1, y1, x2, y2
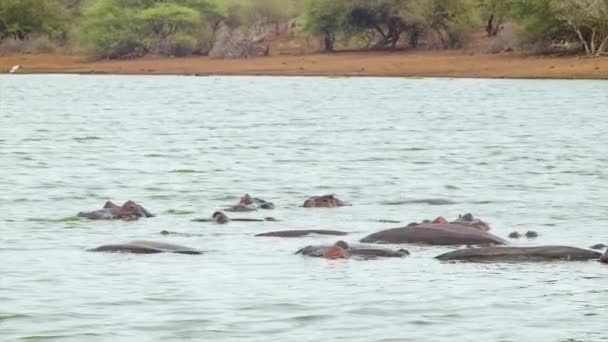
(0, 0, 607, 58)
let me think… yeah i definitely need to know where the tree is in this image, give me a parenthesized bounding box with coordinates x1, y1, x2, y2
(77, 0, 217, 58)
(422, 0, 480, 48)
(137, 3, 201, 55)
(478, 0, 515, 36)
(305, 0, 347, 51)
(0, 0, 66, 40)
(553, 0, 608, 56)
(344, 0, 408, 48)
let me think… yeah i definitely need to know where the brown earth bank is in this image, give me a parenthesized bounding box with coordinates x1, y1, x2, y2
(1, 51, 608, 79)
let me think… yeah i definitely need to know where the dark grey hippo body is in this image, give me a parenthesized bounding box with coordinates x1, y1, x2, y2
(296, 245, 409, 258)
(436, 246, 601, 262)
(601, 249, 608, 264)
(256, 230, 348, 237)
(88, 240, 202, 255)
(360, 223, 507, 246)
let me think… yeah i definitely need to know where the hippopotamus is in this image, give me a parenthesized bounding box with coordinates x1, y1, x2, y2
(590, 243, 607, 250)
(360, 223, 507, 246)
(192, 211, 277, 224)
(225, 193, 274, 212)
(255, 229, 348, 237)
(88, 240, 202, 255)
(77, 201, 154, 220)
(303, 194, 345, 208)
(296, 241, 410, 259)
(601, 249, 608, 264)
(436, 246, 601, 262)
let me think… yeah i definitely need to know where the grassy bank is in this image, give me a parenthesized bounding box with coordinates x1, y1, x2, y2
(1, 51, 607, 79)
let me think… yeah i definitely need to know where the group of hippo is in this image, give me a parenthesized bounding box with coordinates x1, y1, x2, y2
(82, 194, 608, 264)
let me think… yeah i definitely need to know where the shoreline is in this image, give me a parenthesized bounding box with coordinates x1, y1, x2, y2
(1, 50, 607, 79)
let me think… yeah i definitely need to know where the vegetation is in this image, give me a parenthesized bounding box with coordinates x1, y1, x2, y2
(0, 0, 607, 57)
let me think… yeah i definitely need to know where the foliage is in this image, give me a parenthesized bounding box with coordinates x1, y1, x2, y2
(0, 0, 67, 40)
(304, 0, 347, 50)
(77, 0, 217, 58)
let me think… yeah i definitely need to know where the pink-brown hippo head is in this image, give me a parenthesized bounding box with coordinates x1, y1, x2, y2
(303, 194, 345, 208)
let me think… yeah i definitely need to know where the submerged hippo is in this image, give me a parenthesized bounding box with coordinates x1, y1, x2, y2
(192, 211, 277, 224)
(303, 194, 346, 208)
(255, 229, 348, 238)
(226, 193, 274, 212)
(88, 240, 202, 255)
(77, 201, 154, 220)
(436, 246, 601, 262)
(360, 223, 507, 246)
(296, 241, 410, 259)
(601, 249, 608, 264)
(590, 243, 607, 250)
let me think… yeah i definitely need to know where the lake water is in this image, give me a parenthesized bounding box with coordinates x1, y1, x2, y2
(1, 75, 607, 341)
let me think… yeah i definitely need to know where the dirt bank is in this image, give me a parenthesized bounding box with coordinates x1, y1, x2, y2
(1, 51, 607, 79)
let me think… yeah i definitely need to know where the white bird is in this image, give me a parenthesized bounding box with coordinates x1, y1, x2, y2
(9, 65, 21, 74)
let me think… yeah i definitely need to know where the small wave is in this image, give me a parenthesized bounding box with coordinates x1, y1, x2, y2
(27, 216, 82, 223)
(382, 198, 456, 206)
(73, 136, 101, 142)
(0, 313, 29, 321)
(170, 169, 200, 173)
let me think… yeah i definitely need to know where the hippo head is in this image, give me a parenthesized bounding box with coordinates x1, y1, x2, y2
(323, 241, 349, 259)
(303, 198, 316, 208)
(335, 240, 349, 249)
(240, 193, 252, 205)
(316, 195, 338, 207)
(601, 250, 608, 264)
(212, 211, 230, 224)
(432, 216, 448, 224)
(118, 201, 140, 219)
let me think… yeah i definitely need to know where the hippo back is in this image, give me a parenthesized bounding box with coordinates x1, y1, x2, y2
(89, 240, 202, 255)
(256, 230, 348, 237)
(436, 246, 601, 262)
(360, 223, 507, 245)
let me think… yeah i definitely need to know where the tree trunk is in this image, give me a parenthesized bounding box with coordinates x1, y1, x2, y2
(486, 14, 494, 37)
(409, 25, 420, 48)
(573, 26, 591, 56)
(596, 34, 608, 56)
(590, 28, 597, 55)
(324, 31, 334, 51)
(491, 17, 503, 36)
